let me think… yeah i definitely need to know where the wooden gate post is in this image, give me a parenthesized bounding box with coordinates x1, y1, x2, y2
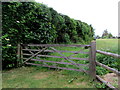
(20, 43, 23, 65)
(89, 40, 96, 79)
(17, 44, 21, 67)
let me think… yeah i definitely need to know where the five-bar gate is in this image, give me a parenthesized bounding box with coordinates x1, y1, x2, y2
(18, 41, 96, 79)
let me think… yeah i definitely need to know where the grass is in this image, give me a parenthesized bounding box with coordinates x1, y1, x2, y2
(96, 39, 119, 53)
(2, 66, 96, 88)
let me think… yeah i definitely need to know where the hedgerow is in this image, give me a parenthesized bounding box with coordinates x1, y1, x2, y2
(2, 2, 94, 69)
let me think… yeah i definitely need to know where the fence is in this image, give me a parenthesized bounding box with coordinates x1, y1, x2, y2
(96, 50, 120, 89)
(17, 41, 120, 89)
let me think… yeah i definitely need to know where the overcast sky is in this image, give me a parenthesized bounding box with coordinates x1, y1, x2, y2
(35, 0, 119, 36)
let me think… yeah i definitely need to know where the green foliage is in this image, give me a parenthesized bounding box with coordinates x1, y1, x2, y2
(97, 53, 118, 70)
(94, 83, 106, 88)
(2, 2, 94, 69)
(96, 52, 118, 75)
(96, 66, 109, 75)
(63, 33, 71, 43)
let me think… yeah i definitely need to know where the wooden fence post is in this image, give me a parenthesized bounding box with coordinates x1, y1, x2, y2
(17, 44, 21, 67)
(89, 40, 96, 79)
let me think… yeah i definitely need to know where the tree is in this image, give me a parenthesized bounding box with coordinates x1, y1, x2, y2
(108, 33, 113, 38)
(102, 29, 109, 38)
(102, 29, 113, 39)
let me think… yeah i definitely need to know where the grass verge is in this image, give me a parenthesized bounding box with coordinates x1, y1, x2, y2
(2, 66, 96, 88)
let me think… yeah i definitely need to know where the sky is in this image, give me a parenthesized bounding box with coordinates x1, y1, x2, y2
(35, 0, 119, 37)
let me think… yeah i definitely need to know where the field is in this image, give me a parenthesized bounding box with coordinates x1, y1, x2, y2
(2, 39, 119, 88)
(96, 39, 119, 53)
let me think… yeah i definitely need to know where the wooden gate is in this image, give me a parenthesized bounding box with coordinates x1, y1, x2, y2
(18, 41, 96, 78)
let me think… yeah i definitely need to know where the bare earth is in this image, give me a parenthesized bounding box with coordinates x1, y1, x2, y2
(102, 73, 118, 87)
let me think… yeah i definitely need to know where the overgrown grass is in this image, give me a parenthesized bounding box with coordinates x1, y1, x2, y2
(2, 66, 96, 88)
